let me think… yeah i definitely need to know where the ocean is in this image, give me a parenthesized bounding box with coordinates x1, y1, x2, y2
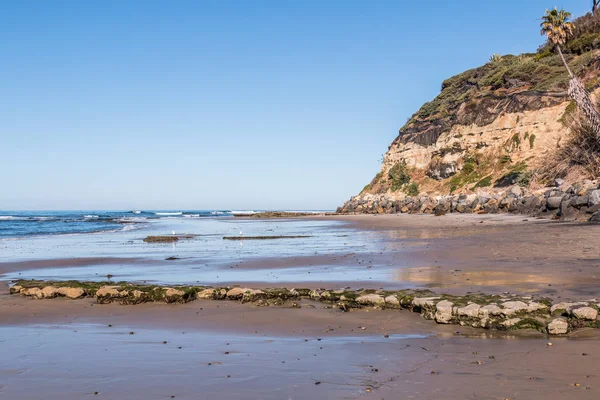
(0, 210, 238, 238)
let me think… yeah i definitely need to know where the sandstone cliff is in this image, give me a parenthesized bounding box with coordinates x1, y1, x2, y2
(338, 13, 600, 221)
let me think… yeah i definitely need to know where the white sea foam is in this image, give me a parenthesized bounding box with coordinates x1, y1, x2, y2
(184, 214, 201, 218)
(155, 212, 183, 216)
(121, 223, 144, 232)
(230, 210, 257, 215)
(0, 216, 31, 221)
(84, 215, 99, 219)
(132, 211, 142, 214)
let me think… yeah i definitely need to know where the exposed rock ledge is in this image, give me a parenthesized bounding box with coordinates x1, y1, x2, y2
(337, 180, 600, 222)
(10, 280, 600, 336)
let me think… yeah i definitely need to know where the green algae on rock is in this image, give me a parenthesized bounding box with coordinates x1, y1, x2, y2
(143, 236, 179, 243)
(9, 279, 600, 336)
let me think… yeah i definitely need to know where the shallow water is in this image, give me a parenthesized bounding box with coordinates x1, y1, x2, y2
(0, 324, 425, 400)
(1, 217, 412, 286)
(0, 217, 373, 261)
(7, 262, 395, 285)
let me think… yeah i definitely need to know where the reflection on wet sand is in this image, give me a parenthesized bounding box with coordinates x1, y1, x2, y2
(397, 266, 555, 289)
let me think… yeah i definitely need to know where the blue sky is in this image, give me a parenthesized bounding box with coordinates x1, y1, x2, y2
(1, 0, 589, 210)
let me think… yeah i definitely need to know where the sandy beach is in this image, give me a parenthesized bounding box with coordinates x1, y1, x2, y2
(2, 214, 600, 399)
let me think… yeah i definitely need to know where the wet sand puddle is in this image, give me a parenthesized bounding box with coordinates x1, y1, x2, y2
(5, 262, 395, 286)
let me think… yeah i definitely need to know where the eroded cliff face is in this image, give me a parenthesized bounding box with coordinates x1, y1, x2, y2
(354, 94, 574, 202)
(385, 96, 569, 181)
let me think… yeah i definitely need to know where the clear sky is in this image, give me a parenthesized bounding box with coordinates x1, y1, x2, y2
(1, 0, 589, 210)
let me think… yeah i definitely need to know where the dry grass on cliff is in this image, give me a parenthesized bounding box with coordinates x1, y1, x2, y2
(537, 113, 600, 182)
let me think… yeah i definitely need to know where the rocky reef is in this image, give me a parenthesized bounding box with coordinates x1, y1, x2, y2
(222, 235, 312, 240)
(143, 236, 179, 243)
(10, 280, 600, 335)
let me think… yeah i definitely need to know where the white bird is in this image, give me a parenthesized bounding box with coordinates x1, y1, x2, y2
(172, 230, 175, 236)
(239, 230, 243, 236)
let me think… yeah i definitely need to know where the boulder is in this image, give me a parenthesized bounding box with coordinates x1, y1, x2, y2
(164, 288, 186, 302)
(226, 287, 251, 299)
(41, 286, 58, 298)
(571, 306, 598, 321)
(22, 287, 43, 299)
(591, 212, 600, 223)
(554, 178, 565, 187)
(434, 300, 454, 324)
(457, 303, 481, 318)
(570, 195, 589, 208)
(96, 286, 122, 298)
(590, 190, 600, 206)
(197, 289, 216, 299)
(546, 196, 563, 210)
(56, 287, 85, 299)
(479, 304, 503, 317)
(550, 301, 587, 314)
(356, 294, 385, 305)
(501, 301, 529, 316)
(501, 318, 522, 328)
(547, 318, 569, 335)
(384, 295, 400, 306)
(412, 297, 440, 308)
(526, 302, 547, 312)
(9, 285, 22, 294)
(560, 200, 578, 222)
(510, 186, 523, 197)
(319, 291, 332, 300)
(242, 289, 265, 301)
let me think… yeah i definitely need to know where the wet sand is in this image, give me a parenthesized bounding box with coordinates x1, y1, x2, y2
(322, 214, 600, 299)
(2, 214, 600, 399)
(2, 292, 600, 400)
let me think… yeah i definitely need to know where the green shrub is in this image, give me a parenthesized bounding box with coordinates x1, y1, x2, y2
(516, 171, 533, 187)
(405, 182, 419, 196)
(448, 160, 481, 193)
(474, 176, 492, 188)
(585, 77, 599, 91)
(566, 32, 600, 54)
(528, 134, 536, 149)
(388, 162, 411, 191)
(462, 161, 475, 174)
(534, 48, 553, 61)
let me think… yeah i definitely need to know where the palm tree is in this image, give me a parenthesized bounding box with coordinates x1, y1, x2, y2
(540, 8, 574, 76)
(541, 8, 600, 139)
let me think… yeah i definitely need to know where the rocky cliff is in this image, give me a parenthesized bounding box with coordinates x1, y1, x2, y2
(338, 13, 600, 221)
